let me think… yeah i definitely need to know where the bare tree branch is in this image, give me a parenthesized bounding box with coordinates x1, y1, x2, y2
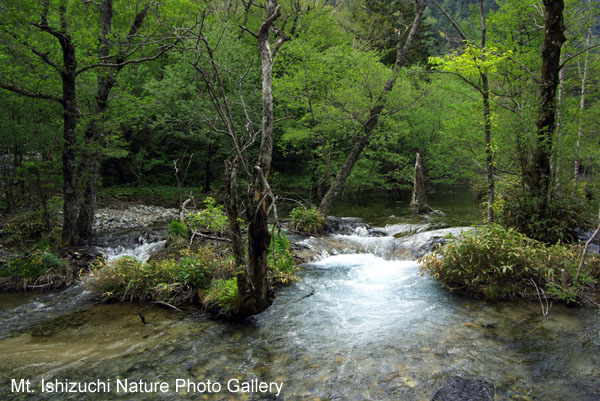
(0, 82, 62, 104)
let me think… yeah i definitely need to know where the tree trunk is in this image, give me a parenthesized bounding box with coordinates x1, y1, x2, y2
(318, 0, 426, 215)
(237, 0, 286, 317)
(76, 0, 113, 241)
(76, 0, 150, 241)
(204, 144, 212, 193)
(553, 57, 565, 181)
(574, 25, 592, 185)
(529, 0, 565, 210)
(479, 0, 494, 223)
(410, 152, 433, 214)
(60, 35, 79, 247)
(224, 161, 246, 270)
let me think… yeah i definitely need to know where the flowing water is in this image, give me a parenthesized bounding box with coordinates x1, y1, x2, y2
(0, 191, 598, 400)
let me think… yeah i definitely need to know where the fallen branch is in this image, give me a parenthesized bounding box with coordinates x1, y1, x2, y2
(152, 300, 183, 312)
(290, 285, 315, 303)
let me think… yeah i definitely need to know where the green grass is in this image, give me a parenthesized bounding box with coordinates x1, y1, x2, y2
(420, 224, 600, 305)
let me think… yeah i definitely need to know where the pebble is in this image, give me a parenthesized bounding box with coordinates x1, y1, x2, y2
(93, 205, 179, 233)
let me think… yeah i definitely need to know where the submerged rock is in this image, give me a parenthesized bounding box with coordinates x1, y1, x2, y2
(432, 376, 495, 401)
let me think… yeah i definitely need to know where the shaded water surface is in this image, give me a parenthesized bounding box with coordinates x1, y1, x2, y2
(0, 192, 599, 400)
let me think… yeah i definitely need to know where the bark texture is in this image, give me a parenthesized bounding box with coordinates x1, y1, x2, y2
(479, 0, 494, 223)
(530, 0, 565, 209)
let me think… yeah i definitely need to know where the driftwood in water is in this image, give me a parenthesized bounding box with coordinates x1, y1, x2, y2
(410, 153, 433, 214)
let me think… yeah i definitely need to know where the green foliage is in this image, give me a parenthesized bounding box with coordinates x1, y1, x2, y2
(6, 250, 65, 280)
(1, 205, 60, 247)
(268, 230, 298, 285)
(168, 220, 189, 238)
(167, 219, 189, 248)
(0, 249, 76, 292)
(289, 206, 326, 234)
(99, 186, 207, 206)
(493, 182, 591, 244)
(89, 246, 233, 306)
(420, 224, 600, 304)
(201, 278, 241, 317)
(186, 197, 229, 234)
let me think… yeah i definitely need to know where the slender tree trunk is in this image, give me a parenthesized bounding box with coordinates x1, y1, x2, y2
(530, 0, 566, 210)
(479, 0, 494, 223)
(237, 0, 287, 316)
(224, 161, 246, 270)
(318, 0, 426, 215)
(61, 35, 79, 247)
(574, 25, 592, 185)
(553, 58, 565, 181)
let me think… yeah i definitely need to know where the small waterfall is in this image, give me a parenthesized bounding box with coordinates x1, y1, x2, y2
(322, 217, 472, 260)
(98, 239, 166, 263)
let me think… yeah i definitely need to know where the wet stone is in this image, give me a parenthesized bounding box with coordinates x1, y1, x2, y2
(432, 376, 495, 401)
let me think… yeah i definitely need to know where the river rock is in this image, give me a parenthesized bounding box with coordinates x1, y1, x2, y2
(325, 217, 370, 235)
(395, 227, 473, 258)
(93, 205, 178, 233)
(432, 376, 495, 401)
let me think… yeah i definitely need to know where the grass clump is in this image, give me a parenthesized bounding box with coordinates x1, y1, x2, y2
(1, 250, 76, 291)
(166, 220, 189, 248)
(289, 205, 325, 234)
(269, 230, 298, 285)
(201, 278, 241, 316)
(89, 246, 235, 306)
(420, 224, 600, 305)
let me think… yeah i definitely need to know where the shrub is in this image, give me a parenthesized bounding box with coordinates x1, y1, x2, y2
(201, 278, 241, 316)
(289, 205, 325, 234)
(1, 208, 59, 246)
(420, 224, 600, 304)
(186, 197, 229, 234)
(492, 181, 591, 244)
(0, 250, 76, 291)
(268, 230, 298, 285)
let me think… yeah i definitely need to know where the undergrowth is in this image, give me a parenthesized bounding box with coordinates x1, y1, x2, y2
(420, 224, 600, 305)
(289, 205, 325, 234)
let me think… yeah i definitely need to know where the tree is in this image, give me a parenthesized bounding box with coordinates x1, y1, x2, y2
(191, 0, 297, 316)
(430, 0, 499, 222)
(76, 0, 178, 241)
(0, 1, 82, 246)
(528, 0, 565, 211)
(0, 1, 178, 246)
(317, 0, 427, 215)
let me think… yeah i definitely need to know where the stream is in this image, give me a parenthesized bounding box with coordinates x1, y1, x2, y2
(0, 190, 598, 400)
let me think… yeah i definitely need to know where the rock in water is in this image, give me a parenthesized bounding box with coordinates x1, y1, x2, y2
(432, 376, 495, 401)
